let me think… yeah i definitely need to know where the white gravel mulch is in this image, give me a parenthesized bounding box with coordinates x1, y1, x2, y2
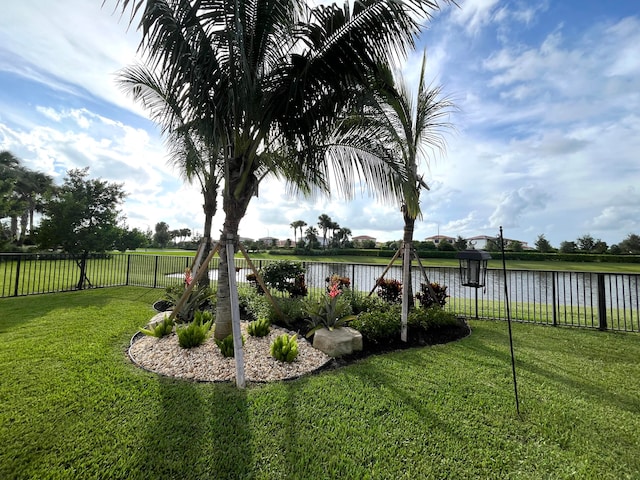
(128, 319, 333, 383)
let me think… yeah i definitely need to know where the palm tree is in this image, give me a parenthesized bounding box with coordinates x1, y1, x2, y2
(356, 53, 456, 301)
(337, 227, 352, 247)
(317, 214, 333, 249)
(305, 226, 320, 248)
(112, 0, 451, 339)
(297, 221, 307, 245)
(290, 220, 306, 245)
(21, 169, 54, 241)
(0, 152, 52, 243)
(118, 64, 222, 274)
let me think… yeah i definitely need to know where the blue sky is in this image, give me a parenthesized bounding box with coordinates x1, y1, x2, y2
(1, 1, 639, 248)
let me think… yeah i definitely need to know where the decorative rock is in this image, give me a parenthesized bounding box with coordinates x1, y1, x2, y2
(344, 327, 363, 352)
(313, 327, 361, 357)
(147, 311, 172, 329)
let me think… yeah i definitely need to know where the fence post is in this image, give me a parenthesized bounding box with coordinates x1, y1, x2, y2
(597, 273, 607, 331)
(552, 271, 557, 326)
(153, 255, 159, 289)
(13, 255, 22, 297)
(125, 254, 131, 286)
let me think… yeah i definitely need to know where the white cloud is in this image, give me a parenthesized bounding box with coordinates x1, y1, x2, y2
(451, 0, 501, 35)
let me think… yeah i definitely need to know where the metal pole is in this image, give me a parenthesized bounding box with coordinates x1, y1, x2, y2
(500, 226, 520, 416)
(475, 288, 479, 320)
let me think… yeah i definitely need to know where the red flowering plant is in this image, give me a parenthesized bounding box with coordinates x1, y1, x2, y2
(325, 274, 350, 292)
(303, 276, 355, 337)
(375, 277, 402, 303)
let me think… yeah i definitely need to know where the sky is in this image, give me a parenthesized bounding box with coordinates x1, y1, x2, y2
(1, 0, 639, 249)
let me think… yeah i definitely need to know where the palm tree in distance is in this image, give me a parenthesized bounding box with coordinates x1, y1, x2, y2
(317, 214, 332, 249)
(0, 151, 54, 243)
(290, 220, 306, 245)
(305, 226, 320, 248)
(111, 0, 452, 340)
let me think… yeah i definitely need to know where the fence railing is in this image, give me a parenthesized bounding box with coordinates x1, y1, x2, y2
(1, 252, 638, 333)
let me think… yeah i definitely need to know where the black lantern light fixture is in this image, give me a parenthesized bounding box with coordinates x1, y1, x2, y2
(456, 247, 491, 288)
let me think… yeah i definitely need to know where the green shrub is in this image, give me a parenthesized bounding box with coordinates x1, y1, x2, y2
(259, 260, 307, 297)
(350, 304, 401, 345)
(270, 333, 299, 362)
(215, 334, 245, 358)
(238, 286, 272, 320)
(408, 306, 459, 331)
(247, 318, 271, 337)
(176, 310, 213, 348)
(348, 293, 386, 315)
(270, 297, 307, 327)
(140, 315, 174, 338)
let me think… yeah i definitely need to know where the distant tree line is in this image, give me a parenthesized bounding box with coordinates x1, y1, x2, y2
(535, 233, 640, 255)
(0, 152, 198, 254)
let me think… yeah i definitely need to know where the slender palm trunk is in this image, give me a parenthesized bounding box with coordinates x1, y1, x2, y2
(200, 187, 217, 286)
(10, 216, 18, 242)
(402, 206, 416, 302)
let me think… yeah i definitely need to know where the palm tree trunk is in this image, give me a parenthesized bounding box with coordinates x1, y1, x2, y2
(10, 216, 18, 242)
(200, 188, 217, 287)
(19, 211, 28, 243)
(402, 206, 416, 302)
(214, 166, 257, 340)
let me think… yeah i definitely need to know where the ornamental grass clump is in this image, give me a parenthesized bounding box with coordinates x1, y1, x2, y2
(247, 318, 270, 337)
(215, 334, 245, 357)
(176, 310, 213, 348)
(139, 315, 174, 338)
(270, 333, 299, 363)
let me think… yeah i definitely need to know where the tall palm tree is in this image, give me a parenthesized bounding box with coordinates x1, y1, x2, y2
(297, 221, 307, 245)
(353, 53, 456, 301)
(112, 0, 450, 339)
(317, 214, 332, 248)
(118, 64, 222, 270)
(290, 220, 305, 244)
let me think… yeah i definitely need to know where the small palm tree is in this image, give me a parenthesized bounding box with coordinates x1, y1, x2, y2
(344, 53, 456, 301)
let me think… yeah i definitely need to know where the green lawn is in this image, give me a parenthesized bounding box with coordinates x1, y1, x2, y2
(1, 287, 639, 479)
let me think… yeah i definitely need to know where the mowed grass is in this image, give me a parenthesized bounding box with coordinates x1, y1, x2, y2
(1, 287, 640, 479)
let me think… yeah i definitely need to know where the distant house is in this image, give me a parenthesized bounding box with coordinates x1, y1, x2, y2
(352, 235, 377, 247)
(465, 235, 493, 249)
(424, 235, 455, 245)
(466, 235, 530, 250)
(257, 236, 279, 247)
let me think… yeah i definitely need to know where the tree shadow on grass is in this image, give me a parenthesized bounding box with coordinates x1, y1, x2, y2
(462, 323, 640, 416)
(133, 377, 251, 480)
(0, 287, 159, 332)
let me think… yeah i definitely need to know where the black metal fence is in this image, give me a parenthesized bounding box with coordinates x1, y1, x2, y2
(1, 252, 638, 333)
